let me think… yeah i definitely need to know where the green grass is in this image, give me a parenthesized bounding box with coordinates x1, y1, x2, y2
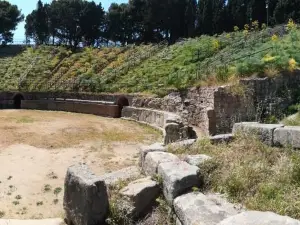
(1, 24, 300, 95)
(282, 113, 300, 126)
(175, 134, 300, 220)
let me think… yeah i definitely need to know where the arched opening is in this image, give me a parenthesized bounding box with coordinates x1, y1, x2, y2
(116, 96, 129, 117)
(13, 93, 24, 109)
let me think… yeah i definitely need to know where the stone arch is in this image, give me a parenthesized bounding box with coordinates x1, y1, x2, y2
(116, 96, 129, 117)
(13, 93, 24, 109)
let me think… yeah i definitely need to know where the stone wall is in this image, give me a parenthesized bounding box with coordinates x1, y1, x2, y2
(22, 100, 121, 118)
(132, 72, 300, 135)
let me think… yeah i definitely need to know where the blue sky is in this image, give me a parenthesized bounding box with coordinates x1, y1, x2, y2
(7, 0, 127, 41)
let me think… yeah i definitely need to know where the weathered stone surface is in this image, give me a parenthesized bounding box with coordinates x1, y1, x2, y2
(232, 122, 284, 146)
(139, 143, 166, 167)
(218, 211, 300, 225)
(184, 154, 212, 166)
(118, 177, 160, 217)
(143, 152, 180, 176)
(174, 192, 239, 225)
(63, 163, 109, 225)
(0, 219, 64, 225)
(169, 139, 196, 149)
(158, 161, 200, 204)
(164, 123, 181, 144)
(100, 166, 141, 188)
(274, 126, 300, 148)
(210, 134, 234, 144)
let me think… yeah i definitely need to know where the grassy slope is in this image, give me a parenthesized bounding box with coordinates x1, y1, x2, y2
(1, 25, 300, 94)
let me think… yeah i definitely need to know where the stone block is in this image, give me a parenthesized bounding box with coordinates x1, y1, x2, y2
(63, 163, 109, 225)
(158, 161, 200, 204)
(232, 122, 284, 146)
(174, 192, 239, 225)
(164, 123, 181, 144)
(184, 154, 212, 166)
(210, 134, 234, 144)
(274, 126, 300, 148)
(100, 166, 141, 188)
(118, 177, 160, 218)
(218, 211, 300, 225)
(169, 139, 196, 150)
(143, 152, 179, 176)
(139, 143, 166, 167)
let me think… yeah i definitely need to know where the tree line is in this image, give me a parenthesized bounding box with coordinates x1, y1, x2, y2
(1, 0, 300, 47)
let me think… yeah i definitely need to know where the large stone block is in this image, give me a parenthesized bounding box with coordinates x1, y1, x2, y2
(63, 163, 109, 225)
(143, 152, 180, 176)
(139, 143, 166, 167)
(274, 126, 300, 148)
(157, 161, 200, 205)
(218, 211, 300, 225)
(100, 166, 141, 188)
(174, 193, 239, 225)
(232, 122, 284, 146)
(210, 134, 234, 144)
(184, 154, 212, 166)
(118, 177, 160, 218)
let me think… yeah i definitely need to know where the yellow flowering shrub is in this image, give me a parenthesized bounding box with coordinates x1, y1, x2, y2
(212, 39, 220, 51)
(289, 58, 297, 71)
(262, 54, 276, 63)
(287, 19, 296, 31)
(271, 34, 278, 42)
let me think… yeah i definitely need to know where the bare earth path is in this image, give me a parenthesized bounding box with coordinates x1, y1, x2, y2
(0, 110, 161, 219)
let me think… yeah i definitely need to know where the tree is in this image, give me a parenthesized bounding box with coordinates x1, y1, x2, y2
(274, 0, 300, 24)
(25, 0, 49, 44)
(0, 1, 24, 44)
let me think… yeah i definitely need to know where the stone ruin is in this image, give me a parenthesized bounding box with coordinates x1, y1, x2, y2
(63, 132, 300, 225)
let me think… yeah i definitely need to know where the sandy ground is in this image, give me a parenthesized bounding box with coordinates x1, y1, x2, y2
(0, 110, 161, 219)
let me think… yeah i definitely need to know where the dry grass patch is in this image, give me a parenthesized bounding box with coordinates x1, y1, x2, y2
(170, 134, 300, 219)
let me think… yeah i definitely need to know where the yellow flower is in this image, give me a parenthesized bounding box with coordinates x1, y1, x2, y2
(226, 33, 231, 39)
(234, 26, 239, 32)
(244, 24, 250, 31)
(262, 54, 276, 63)
(287, 19, 296, 31)
(271, 34, 278, 42)
(252, 20, 259, 30)
(243, 29, 249, 36)
(212, 39, 220, 51)
(289, 58, 297, 71)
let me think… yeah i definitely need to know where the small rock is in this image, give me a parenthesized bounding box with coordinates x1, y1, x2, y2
(218, 211, 300, 225)
(158, 161, 200, 205)
(100, 166, 141, 188)
(174, 192, 239, 225)
(184, 154, 212, 166)
(119, 177, 160, 218)
(139, 143, 166, 167)
(143, 152, 180, 176)
(63, 163, 109, 225)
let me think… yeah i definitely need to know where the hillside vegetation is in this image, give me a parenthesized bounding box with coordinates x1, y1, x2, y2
(1, 21, 300, 95)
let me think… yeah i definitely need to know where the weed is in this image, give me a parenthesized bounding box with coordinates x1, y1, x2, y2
(0, 211, 5, 218)
(12, 201, 19, 205)
(53, 199, 59, 204)
(53, 187, 62, 196)
(44, 184, 52, 192)
(36, 201, 43, 206)
(15, 195, 22, 200)
(7, 176, 12, 180)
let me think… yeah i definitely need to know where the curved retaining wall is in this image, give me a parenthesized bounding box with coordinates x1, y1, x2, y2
(21, 100, 121, 118)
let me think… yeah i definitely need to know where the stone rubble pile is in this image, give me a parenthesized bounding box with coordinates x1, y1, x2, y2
(63, 138, 300, 225)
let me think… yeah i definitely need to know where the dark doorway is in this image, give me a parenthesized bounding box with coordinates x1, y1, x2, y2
(13, 94, 24, 109)
(116, 96, 129, 117)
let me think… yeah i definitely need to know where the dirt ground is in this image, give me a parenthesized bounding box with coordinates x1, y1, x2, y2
(0, 110, 161, 219)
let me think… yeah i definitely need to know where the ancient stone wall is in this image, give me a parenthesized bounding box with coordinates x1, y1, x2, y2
(21, 100, 121, 117)
(133, 72, 300, 135)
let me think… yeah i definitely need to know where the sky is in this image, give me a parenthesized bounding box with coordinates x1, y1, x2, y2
(7, 0, 127, 42)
